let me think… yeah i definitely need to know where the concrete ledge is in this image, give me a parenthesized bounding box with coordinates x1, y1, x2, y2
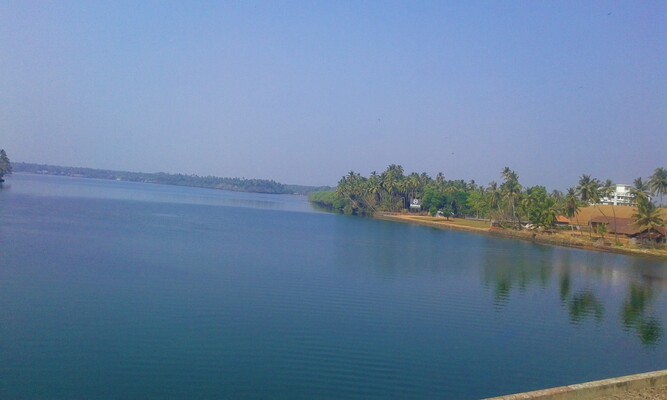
(484, 370, 667, 400)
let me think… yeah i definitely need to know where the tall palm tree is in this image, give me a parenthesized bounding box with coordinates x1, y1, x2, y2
(633, 197, 665, 243)
(435, 172, 445, 187)
(360, 172, 381, 214)
(602, 179, 619, 243)
(487, 181, 501, 219)
(500, 167, 522, 228)
(577, 175, 603, 238)
(367, 171, 381, 204)
(541, 199, 559, 229)
(576, 175, 601, 204)
(381, 164, 405, 209)
(337, 171, 372, 214)
(649, 167, 667, 206)
(406, 173, 421, 209)
(564, 187, 581, 233)
(631, 177, 651, 202)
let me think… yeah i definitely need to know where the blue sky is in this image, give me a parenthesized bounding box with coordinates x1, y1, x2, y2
(1, 1, 665, 188)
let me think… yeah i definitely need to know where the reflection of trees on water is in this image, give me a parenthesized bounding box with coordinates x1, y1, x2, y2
(482, 246, 665, 345)
(482, 245, 554, 307)
(621, 283, 664, 345)
(568, 291, 604, 323)
(559, 269, 570, 302)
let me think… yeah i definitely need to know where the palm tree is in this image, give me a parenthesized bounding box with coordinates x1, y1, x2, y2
(367, 171, 382, 205)
(500, 167, 522, 228)
(633, 196, 665, 241)
(541, 199, 559, 229)
(649, 167, 667, 206)
(631, 177, 651, 203)
(577, 175, 603, 238)
(487, 181, 502, 220)
(405, 173, 421, 209)
(435, 172, 445, 188)
(337, 171, 373, 214)
(602, 179, 620, 243)
(576, 175, 601, 204)
(380, 164, 406, 210)
(563, 187, 581, 233)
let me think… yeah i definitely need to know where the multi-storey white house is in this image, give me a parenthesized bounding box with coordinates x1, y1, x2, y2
(599, 184, 642, 206)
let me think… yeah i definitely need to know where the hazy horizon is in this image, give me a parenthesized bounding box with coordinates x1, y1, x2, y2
(2, 1, 665, 189)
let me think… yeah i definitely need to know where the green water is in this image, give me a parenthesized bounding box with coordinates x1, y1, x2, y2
(1, 174, 666, 399)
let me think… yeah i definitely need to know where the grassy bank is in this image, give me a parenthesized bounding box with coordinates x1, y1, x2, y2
(375, 213, 667, 259)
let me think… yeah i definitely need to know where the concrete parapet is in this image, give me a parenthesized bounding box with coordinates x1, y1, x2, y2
(483, 370, 667, 400)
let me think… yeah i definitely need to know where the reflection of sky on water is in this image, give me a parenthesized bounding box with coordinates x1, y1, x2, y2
(4, 173, 320, 214)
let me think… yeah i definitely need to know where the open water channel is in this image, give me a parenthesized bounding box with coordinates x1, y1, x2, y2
(1, 173, 666, 399)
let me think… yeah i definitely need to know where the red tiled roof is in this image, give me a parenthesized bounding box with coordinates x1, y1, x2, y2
(556, 215, 570, 224)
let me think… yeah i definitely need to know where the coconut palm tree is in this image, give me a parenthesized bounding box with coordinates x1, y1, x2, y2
(540, 199, 560, 229)
(602, 179, 620, 243)
(400, 173, 418, 209)
(500, 167, 522, 228)
(367, 171, 382, 206)
(433, 172, 445, 189)
(631, 177, 651, 203)
(487, 181, 502, 220)
(633, 196, 665, 237)
(380, 164, 405, 210)
(563, 187, 582, 233)
(577, 175, 603, 238)
(649, 167, 667, 206)
(576, 175, 601, 204)
(337, 171, 372, 214)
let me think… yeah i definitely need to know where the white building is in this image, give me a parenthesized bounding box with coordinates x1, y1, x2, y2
(599, 184, 638, 206)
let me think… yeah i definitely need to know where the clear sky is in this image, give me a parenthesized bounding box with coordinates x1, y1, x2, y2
(1, 1, 665, 189)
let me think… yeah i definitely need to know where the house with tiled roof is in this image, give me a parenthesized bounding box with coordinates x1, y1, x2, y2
(590, 216, 666, 243)
(555, 215, 570, 227)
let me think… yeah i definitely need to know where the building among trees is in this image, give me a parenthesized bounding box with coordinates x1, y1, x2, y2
(598, 184, 643, 206)
(590, 216, 666, 244)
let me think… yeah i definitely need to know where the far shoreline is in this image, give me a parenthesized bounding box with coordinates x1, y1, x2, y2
(374, 212, 667, 260)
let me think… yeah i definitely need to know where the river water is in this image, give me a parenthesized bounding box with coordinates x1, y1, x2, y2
(1, 173, 665, 399)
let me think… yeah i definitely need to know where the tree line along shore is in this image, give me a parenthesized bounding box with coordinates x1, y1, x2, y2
(310, 164, 667, 257)
(8, 161, 332, 195)
(1, 150, 665, 256)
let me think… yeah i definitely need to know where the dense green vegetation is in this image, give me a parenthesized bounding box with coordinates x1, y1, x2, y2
(310, 164, 666, 234)
(13, 162, 332, 195)
(0, 149, 11, 183)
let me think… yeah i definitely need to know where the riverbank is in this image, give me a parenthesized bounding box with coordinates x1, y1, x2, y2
(375, 213, 667, 259)
(484, 369, 667, 400)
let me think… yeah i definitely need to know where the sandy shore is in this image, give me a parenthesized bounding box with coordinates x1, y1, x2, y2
(375, 213, 667, 259)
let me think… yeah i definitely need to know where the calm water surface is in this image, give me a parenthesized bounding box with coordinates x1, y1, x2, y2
(1, 174, 666, 399)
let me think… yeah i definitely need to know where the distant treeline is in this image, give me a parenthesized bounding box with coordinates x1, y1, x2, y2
(14, 162, 332, 195)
